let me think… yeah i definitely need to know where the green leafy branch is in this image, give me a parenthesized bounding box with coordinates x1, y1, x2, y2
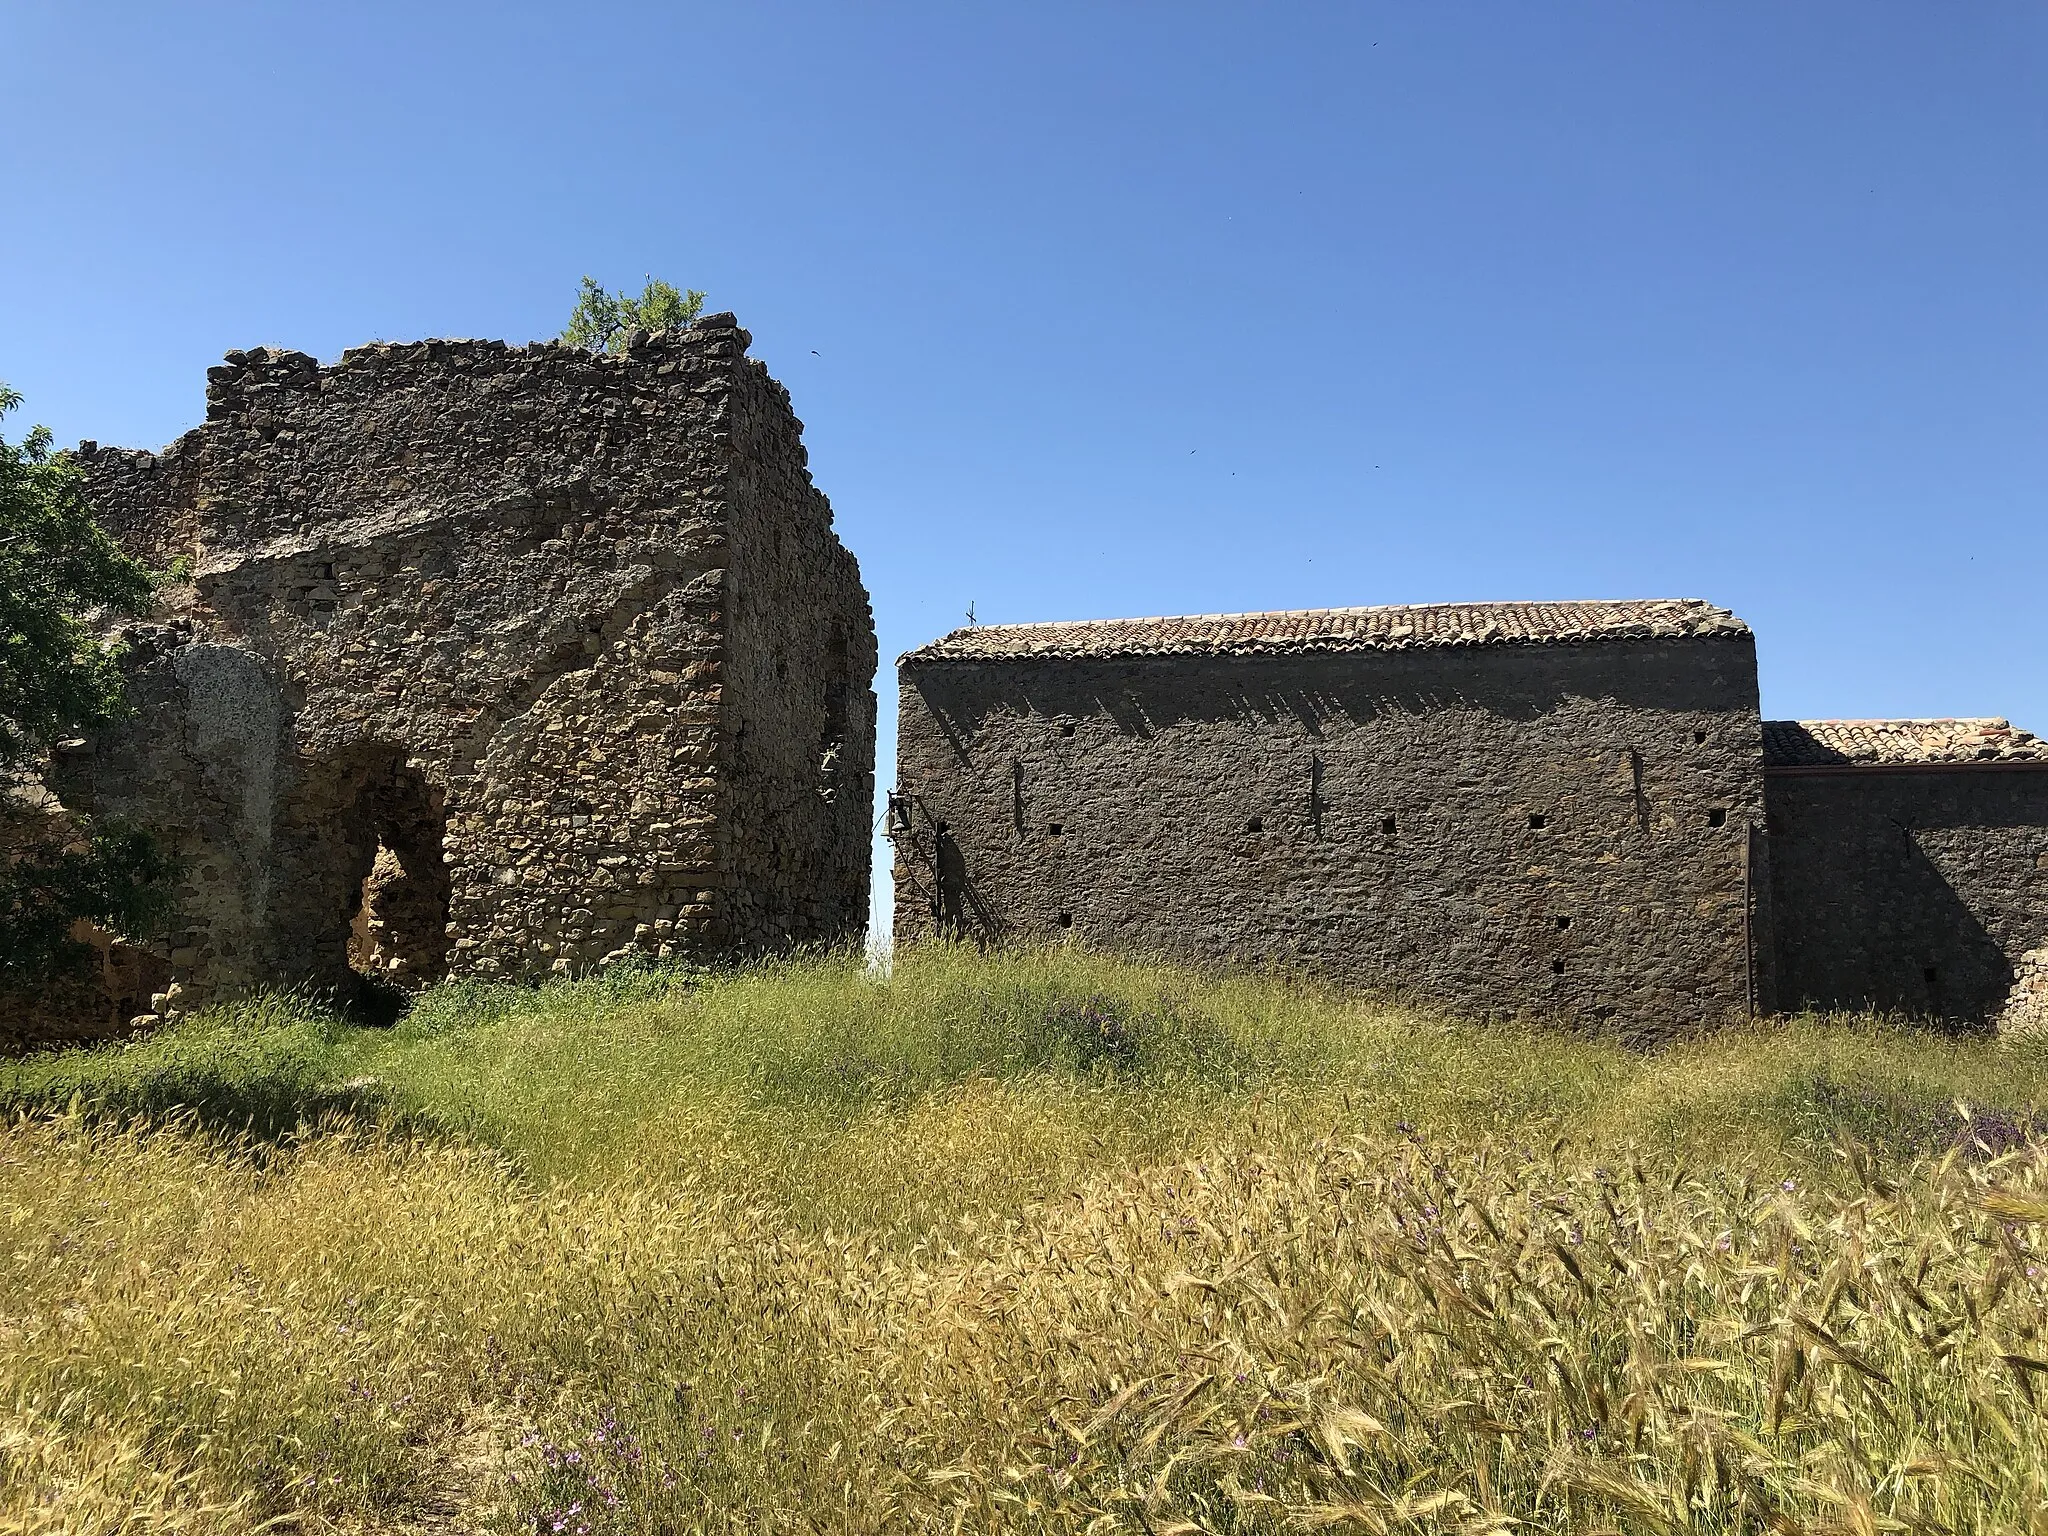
(561, 275, 707, 354)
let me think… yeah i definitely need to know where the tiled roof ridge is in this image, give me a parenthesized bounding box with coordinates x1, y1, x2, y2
(902, 598, 1748, 664)
(1764, 717, 2048, 767)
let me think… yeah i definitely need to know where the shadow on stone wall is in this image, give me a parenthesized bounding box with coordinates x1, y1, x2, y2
(1776, 838, 2011, 1026)
(1767, 769, 2046, 1029)
(912, 640, 1759, 749)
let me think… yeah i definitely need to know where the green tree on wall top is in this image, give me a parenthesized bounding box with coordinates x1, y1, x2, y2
(562, 275, 707, 353)
(0, 383, 175, 990)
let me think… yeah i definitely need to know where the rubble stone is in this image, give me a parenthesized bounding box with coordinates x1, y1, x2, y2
(1998, 949, 2048, 1036)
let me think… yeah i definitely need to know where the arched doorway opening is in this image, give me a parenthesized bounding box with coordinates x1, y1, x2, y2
(333, 754, 451, 1015)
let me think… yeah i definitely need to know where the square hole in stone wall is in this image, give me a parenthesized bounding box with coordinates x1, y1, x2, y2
(1556, 915, 1572, 930)
(1708, 808, 1727, 827)
(1528, 814, 1546, 830)
(1246, 817, 1263, 833)
(1058, 912, 1073, 928)
(1047, 823, 1063, 837)
(1381, 816, 1397, 834)
(1693, 730, 1708, 744)
(1551, 958, 1567, 974)
(1061, 723, 1076, 736)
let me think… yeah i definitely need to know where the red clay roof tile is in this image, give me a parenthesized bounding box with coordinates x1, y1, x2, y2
(902, 598, 1748, 664)
(1764, 718, 2048, 767)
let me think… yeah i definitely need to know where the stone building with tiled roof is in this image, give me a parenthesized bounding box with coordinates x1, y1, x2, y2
(1762, 718, 2048, 1030)
(894, 599, 2048, 1034)
(896, 599, 1769, 1036)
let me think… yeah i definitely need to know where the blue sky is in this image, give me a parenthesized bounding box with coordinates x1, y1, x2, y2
(5, 2, 2044, 927)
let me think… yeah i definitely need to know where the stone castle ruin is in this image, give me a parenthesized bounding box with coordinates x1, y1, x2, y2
(28, 313, 874, 1033)
(894, 600, 2048, 1036)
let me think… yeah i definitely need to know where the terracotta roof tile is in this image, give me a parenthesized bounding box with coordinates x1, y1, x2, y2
(1763, 718, 2048, 767)
(902, 599, 1748, 664)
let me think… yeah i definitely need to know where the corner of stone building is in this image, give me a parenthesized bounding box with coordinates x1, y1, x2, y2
(886, 658, 972, 952)
(1716, 635, 1774, 1021)
(709, 322, 878, 957)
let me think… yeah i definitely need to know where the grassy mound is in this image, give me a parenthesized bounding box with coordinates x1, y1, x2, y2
(3, 946, 2047, 1532)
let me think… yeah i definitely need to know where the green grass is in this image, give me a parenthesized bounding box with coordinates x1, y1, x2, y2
(11, 947, 2044, 1209)
(3, 946, 2047, 1532)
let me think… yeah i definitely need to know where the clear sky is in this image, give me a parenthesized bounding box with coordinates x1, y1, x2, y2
(5, 2, 2044, 932)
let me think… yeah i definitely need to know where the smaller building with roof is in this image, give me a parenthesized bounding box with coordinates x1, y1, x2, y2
(892, 601, 2048, 1035)
(1764, 718, 2048, 1025)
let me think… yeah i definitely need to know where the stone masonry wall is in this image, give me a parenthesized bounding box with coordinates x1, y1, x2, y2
(56, 315, 872, 1022)
(718, 360, 877, 950)
(895, 637, 1765, 1037)
(1767, 767, 2048, 1024)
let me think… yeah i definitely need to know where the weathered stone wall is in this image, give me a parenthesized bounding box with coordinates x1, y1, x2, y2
(55, 314, 873, 1022)
(2000, 948, 2048, 1035)
(717, 358, 877, 950)
(895, 637, 1765, 1036)
(75, 443, 203, 574)
(1766, 767, 2048, 1024)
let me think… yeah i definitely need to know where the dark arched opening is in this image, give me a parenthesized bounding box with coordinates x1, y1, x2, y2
(344, 758, 452, 998)
(280, 748, 450, 1021)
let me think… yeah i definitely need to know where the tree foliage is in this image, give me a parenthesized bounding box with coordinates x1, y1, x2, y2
(0, 821, 178, 992)
(0, 383, 173, 988)
(561, 275, 707, 353)
(0, 384, 154, 772)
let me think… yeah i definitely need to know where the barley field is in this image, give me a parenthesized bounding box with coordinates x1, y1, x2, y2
(3, 947, 2047, 1534)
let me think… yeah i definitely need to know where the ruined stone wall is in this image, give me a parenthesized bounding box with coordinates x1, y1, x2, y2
(1766, 767, 2048, 1024)
(60, 315, 872, 1021)
(717, 357, 876, 951)
(895, 637, 1765, 1037)
(74, 443, 204, 574)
